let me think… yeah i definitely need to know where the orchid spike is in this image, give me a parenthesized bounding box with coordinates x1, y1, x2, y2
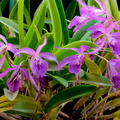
(15, 37, 58, 77)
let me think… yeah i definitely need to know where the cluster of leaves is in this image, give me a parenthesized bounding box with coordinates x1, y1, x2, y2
(0, 0, 120, 120)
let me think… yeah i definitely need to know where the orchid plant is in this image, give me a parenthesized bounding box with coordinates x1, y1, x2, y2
(0, 0, 120, 119)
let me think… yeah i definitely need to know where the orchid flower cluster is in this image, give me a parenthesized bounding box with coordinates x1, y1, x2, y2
(0, 0, 120, 101)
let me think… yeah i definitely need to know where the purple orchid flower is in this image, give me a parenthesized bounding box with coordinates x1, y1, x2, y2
(29, 73, 52, 100)
(107, 59, 120, 95)
(56, 45, 90, 83)
(0, 35, 18, 69)
(87, 21, 120, 55)
(0, 65, 29, 92)
(15, 37, 58, 77)
(68, 0, 107, 32)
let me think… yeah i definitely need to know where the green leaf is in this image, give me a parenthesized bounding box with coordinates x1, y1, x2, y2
(47, 0, 62, 52)
(47, 73, 68, 87)
(69, 19, 101, 43)
(0, 106, 12, 113)
(44, 105, 62, 119)
(4, 88, 19, 101)
(55, 0, 69, 45)
(65, 0, 77, 20)
(0, 17, 18, 33)
(84, 57, 102, 75)
(64, 72, 113, 86)
(18, 0, 24, 48)
(54, 41, 96, 62)
(44, 85, 97, 112)
(80, 72, 113, 86)
(25, 0, 46, 49)
(12, 102, 41, 113)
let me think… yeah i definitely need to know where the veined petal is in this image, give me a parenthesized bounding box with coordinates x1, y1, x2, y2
(30, 58, 48, 76)
(9, 65, 20, 82)
(40, 52, 58, 63)
(109, 59, 120, 71)
(7, 78, 20, 92)
(109, 39, 120, 55)
(0, 55, 5, 69)
(58, 55, 78, 71)
(68, 59, 81, 74)
(110, 32, 120, 39)
(14, 47, 35, 57)
(0, 68, 16, 78)
(36, 37, 47, 54)
(0, 35, 7, 44)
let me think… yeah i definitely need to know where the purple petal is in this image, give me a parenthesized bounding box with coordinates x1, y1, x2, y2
(0, 68, 16, 78)
(9, 65, 20, 82)
(68, 59, 81, 74)
(90, 31, 102, 38)
(40, 52, 58, 63)
(58, 55, 78, 71)
(0, 35, 7, 44)
(109, 39, 120, 55)
(7, 78, 20, 92)
(112, 74, 120, 89)
(20, 68, 29, 81)
(7, 43, 17, 54)
(68, 16, 86, 29)
(30, 57, 48, 76)
(109, 59, 120, 71)
(0, 55, 5, 69)
(29, 73, 39, 92)
(0, 41, 5, 47)
(87, 24, 106, 34)
(14, 48, 35, 57)
(36, 37, 47, 54)
(107, 21, 120, 33)
(110, 32, 120, 39)
(87, 36, 106, 54)
(79, 45, 90, 53)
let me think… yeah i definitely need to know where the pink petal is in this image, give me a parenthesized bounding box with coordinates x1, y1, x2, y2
(40, 52, 58, 63)
(58, 55, 78, 71)
(68, 59, 81, 74)
(36, 37, 47, 54)
(7, 43, 17, 54)
(0, 68, 16, 78)
(29, 73, 39, 92)
(14, 47, 35, 57)
(30, 57, 48, 76)
(0, 35, 7, 44)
